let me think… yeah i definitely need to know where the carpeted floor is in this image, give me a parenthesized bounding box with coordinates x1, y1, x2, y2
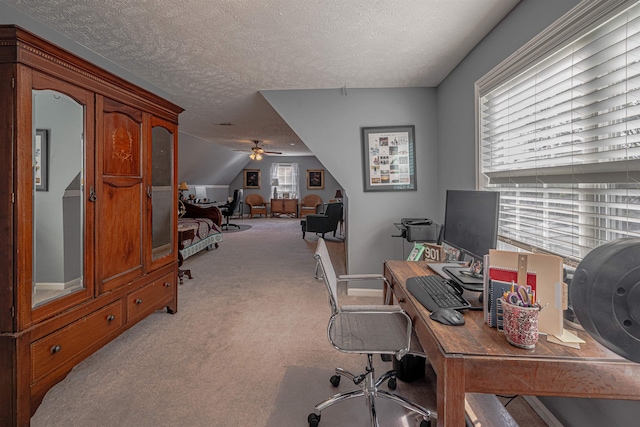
(30, 217, 547, 426)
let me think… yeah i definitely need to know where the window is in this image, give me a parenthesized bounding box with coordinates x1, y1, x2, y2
(270, 163, 299, 199)
(477, 0, 640, 265)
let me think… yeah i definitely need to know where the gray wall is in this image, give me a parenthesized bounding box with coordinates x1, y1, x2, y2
(436, 0, 640, 425)
(262, 88, 439, 282)
(178, 132, 249, 185)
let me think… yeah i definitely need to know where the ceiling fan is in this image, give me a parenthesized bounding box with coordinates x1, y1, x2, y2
(234, 140, 282, 160)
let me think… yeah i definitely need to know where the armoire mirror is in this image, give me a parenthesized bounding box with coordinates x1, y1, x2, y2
(151, 125, 174, 259)
(32, 89, 85, 307)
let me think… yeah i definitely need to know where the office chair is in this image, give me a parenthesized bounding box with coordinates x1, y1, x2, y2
(308, 238, 432, 427)
(220, 189, 242, 230)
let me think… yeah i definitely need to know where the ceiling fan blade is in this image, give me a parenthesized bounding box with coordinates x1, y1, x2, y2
(264, 151, 282, 154)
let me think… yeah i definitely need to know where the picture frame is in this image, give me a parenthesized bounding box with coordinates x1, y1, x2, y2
(307, 169, 324, 189)
(361, 125, 416, 192)
(407, 243, 426, 261)
(35, 129, 49, 191)
(243, 169, 261, 189)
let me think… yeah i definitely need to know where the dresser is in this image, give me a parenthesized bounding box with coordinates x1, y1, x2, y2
(270, 198, 298, 217)
(0, 26, 183, 425)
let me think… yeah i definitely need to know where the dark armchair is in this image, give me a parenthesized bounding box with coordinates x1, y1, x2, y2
(220, 189, 243, 230)
(301, 202, 342, 239)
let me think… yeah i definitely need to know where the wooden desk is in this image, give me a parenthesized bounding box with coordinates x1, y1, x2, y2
(383, 260, 640, 427)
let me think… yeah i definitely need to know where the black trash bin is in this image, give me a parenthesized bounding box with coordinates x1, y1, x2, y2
(393, 354, 426, 382)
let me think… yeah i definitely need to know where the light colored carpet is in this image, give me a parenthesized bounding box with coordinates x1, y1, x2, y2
(30, 218, 546, 426)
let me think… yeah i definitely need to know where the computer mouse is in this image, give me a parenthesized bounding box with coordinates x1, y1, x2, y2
(430, 308, 465, 326)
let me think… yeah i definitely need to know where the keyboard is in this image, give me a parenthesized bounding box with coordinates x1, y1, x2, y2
(406, 275, 471, 312)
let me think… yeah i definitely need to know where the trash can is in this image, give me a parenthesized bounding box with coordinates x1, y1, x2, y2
(393, 354, 426, 382)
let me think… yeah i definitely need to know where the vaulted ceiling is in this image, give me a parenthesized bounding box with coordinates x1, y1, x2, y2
(2, 0, 520, 156)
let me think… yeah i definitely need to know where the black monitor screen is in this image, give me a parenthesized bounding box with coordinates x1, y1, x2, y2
(443, 190, 500, 263)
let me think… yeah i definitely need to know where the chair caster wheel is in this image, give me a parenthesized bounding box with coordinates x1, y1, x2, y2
(308, 413, 321, 427)
(330, 375, 341, 387)
(420, 419, 431, 427)
(388, 377, 397, 390)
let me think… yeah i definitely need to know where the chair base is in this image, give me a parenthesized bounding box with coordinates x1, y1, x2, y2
(222, 223, 240, 230)
(222, 214, 241, 230)
(308, 354, 432, 427)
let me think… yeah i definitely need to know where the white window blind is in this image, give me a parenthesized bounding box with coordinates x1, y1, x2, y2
(478, 0, 640, 265)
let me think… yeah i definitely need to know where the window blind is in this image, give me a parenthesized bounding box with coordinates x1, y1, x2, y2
(478, 0, 640, 265)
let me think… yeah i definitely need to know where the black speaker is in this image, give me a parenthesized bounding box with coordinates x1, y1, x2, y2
(571, 238, 640, 363)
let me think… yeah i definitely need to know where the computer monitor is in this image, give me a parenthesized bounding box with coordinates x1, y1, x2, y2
(442, 190, 500, 291)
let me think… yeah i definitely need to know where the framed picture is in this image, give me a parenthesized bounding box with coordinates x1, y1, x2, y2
(243, 169, 261, 189)
(307, 169, 324, 189)
(361, 125, 416, 192)
(407, 243, 425, 261)
(35, 129, 49, 191)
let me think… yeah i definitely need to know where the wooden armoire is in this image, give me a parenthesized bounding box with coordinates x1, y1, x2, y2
(0, 26, 184, 425)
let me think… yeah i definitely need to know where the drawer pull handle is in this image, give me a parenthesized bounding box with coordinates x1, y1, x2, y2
(164, 282, 171, 288)
(106, 314, 115, 322)
(399, 298, 406, 303)
(136, 298, 143, 304)
(50, 345, 62, 354)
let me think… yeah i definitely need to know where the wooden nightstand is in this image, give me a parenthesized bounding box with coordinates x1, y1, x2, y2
(178, 223, 197, 284)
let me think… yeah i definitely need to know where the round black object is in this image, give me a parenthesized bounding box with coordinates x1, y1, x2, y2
(571, 238, 640, 363)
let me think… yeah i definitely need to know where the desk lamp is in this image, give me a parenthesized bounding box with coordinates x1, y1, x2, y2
(334, 189, 343, 202)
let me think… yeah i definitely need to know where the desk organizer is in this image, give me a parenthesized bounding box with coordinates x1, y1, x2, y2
(502, 299, 540, 349)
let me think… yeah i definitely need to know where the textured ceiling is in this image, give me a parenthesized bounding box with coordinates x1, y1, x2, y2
(4, 0, 520, 155)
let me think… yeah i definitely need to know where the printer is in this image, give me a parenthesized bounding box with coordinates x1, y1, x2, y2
(393, 218, 441, 243)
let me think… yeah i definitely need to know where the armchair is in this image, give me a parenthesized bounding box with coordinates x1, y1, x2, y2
(220, 189, 243, 229)
(307, 238, 432, 427)
(299, 194, 322, 218)
(245, 193, 269, 218)
(301, 202, 342, 239)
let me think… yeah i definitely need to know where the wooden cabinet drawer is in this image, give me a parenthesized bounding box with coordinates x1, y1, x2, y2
(127, 273, 175, 322)
(31, 300, 124, 383)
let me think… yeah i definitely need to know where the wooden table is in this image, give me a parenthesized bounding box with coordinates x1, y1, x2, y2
(177, 223, 197, 284)
(270, 198, 298, 218)
(383, 260, 640, 426)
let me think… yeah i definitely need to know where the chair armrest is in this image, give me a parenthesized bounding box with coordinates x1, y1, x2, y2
(340, 304, 403, 312)
(338, 274, 386, 281)
(338, 274, 392, 304)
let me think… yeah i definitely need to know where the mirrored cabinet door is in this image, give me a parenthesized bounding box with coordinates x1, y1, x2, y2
(150, 122, 175, 262)
(32, 88, 88, 309)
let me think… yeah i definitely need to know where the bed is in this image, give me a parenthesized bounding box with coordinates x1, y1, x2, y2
(179, 203, 224, 260)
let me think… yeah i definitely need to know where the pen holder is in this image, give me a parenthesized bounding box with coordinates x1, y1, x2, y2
(501, 299, 540, 349)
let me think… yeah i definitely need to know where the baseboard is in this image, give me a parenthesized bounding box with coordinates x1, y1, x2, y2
(347, 287, 384, 298)
(523, 396, 563, 427)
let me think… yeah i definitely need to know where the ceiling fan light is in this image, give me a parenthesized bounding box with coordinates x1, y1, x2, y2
(256, 153, 263, 160)
(249, 153, 256, 160)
